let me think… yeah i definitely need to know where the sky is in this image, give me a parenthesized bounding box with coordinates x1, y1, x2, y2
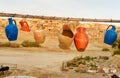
(0, 0, 120, 19)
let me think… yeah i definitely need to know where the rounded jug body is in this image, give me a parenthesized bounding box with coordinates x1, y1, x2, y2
(5, 18, 18, 41)
(74, 27, 89, 51)
(19, 20, 30, 32)
(104, 25, 117, 45)
(33, 30, 46, 44)
(58, 24, 73, 49)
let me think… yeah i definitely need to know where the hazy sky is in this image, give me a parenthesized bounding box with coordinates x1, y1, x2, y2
(0, 0, 120, 19)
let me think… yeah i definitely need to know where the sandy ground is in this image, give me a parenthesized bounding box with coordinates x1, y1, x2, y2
(0, 47, 112, 78)
(0, 35, 113, 78)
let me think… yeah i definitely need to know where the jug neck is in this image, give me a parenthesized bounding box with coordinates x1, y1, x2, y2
(112, 26, 116, 30)
(77, 27, 86, 32)
(8, 18, 13, 24)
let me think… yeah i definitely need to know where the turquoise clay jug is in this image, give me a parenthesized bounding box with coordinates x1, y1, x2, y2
(104, 25, 117, 45)
(5, 18, 18, 41)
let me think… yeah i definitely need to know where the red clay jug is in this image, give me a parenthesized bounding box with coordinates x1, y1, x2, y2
(74, 27, 89, 51)
(19, 19, 30, 32)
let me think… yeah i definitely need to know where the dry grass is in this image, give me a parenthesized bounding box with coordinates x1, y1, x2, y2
(102, 48, 110, 51)
(0, 69, 63, 78)
(21, 40, 40, 47)
(0, 42, 20, 48)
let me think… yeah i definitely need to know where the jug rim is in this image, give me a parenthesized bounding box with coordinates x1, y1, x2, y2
(77, 27, 86, 31)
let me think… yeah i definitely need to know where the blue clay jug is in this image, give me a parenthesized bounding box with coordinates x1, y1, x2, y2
(104, 25, 117, 45)
(5, 18, 18, 41)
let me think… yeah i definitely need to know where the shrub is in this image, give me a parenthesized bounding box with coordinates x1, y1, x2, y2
(88, 62, 97, 68)
(112, 50, 120, 56)
(99, 56, 109, 60)
(21, 40, 40, 47)
(10, 43, 20, 48)
(0, 42, 20, 48)
(0, 42, 10, 47)
(112, 39, 120, 49)
(102, 48, 110, 51)
(84, 56, 91, 62)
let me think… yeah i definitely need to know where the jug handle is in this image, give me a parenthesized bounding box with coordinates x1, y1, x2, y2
(24, 22, 28, 26)
(106, 25, 113, 31)
(12, 19, 17, 26)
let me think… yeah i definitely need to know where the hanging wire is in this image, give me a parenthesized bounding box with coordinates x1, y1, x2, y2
(1, 12, 120, 23)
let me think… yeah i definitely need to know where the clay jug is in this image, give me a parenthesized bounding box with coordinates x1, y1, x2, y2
(104, 25, 117, 45)
(58, 24, 74, 49)
(74, 27, 89, 51)
(5, 18, 18, 41)
(19, 19, 30, 32)
(33, 30, 46, 44)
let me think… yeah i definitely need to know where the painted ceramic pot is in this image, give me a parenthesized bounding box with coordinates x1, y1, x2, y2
(33, 30, 46, 44)
(104, 25, 117, 45)
(58, 24, 73, 49)
(19, 19, 30, 32)
(5, 18, 18, 41)
(74, 27, 89, 51)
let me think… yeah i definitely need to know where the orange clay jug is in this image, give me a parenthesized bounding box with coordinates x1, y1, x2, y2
(74, 27, 89, 51)
(19, 19, 30, 32)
